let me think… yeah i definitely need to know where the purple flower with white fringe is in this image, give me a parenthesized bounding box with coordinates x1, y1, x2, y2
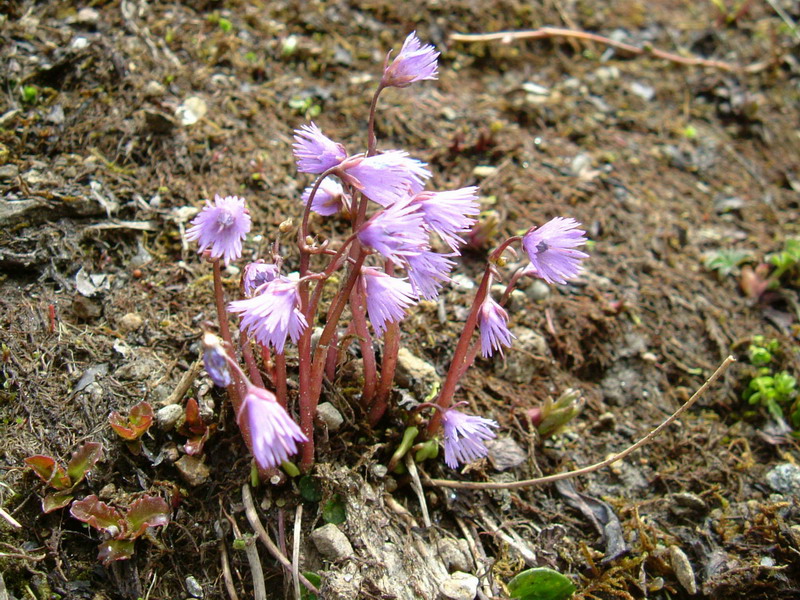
(357, 199, 429, 264)
(360, 267, 416, 336)
(405, 250, 455, 300)
(292, 122, 347, 174)
(243, 261, 281, 297)
(441, 407, 499, 469)
(186, 195, 251, 265)
(341, 151, 430, 207)
(412, 186, 480, 250)
(381, 31, 439, 89)
(522, 217, 588, 285)
(301, 178, 350, 216)
(228, 278, 308, 354)
(202, 332, 231, 387)
(478, 296, 515, 358)
(239, 385, 307, 470)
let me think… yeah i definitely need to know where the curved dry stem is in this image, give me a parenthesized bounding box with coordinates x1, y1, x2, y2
(427, 355, 735, 490)
(450, 28, 772, 73)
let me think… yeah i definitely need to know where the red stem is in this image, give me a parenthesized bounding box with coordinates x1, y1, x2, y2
(274, 352, 288, 409)
(350, 284, 377, 407)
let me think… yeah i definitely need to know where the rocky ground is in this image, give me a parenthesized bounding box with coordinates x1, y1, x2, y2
(2, 1, 800, 599)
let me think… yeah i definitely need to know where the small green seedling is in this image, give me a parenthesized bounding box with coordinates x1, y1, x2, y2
(747, 335, 779, 367)
(70, 494, 170, 565)
(507, 567, 575, 600)
(744, 371, 797, 422)
(527, 389, 583, 439)
(25, 442, 103, 513)
(704, 249, 752, 278)
(767, 239, 800, 284)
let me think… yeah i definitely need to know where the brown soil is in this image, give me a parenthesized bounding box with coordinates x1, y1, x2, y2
(2, 1, 800, 599)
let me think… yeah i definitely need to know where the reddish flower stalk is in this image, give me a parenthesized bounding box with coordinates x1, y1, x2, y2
(349, 285, 377, 407)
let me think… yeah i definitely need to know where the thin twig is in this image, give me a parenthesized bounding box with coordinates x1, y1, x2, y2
(241, 485, 320, 595)
(450, 28, 771, 73)
(405, 454, 431, 528)
(292, 505, 303, 600)
(0, 507, 22, 529)
(161, 358, 202, 406)
(219, 541, 240, 600)
(427, 356, 734, 490)
(225, 506, 267, 600)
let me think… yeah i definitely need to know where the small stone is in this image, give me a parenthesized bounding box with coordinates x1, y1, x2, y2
(75, 7, 100, 25)
(0, 164, 19, 181)
(486, 436, 527, 471)
(176, 96, 208, 126)
(98, 483, 116, 499)
(316, 402, 344, 431)
(669, 545, 697, 595)
(594, 65, 620, 82)
(144, 80, 167, 97)
(472, 165, 497, 178)
(524, 279, 550, 301)
(118, 312, 143, 332)
(436, 538, 472, 573)
(629, 81, 655, 101)
(310, 523, 353, 561)
(451, 274, 476, 291)
(160, 442, 180, 463)
(370, 464, 388, 479)
(495, 327, 548, 384)
(395, 348, 439, 397)
(175, 455, 210, 487)
(157, 404, 183, 431)
(185, 576, 203, 598)
(670, 492, 707, 512)
(766, 463, 800, 497)
(439, 572, 479, 600)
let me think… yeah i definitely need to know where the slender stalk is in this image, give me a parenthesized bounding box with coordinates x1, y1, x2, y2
(367, 84, 386, 157)
(350, 285, 377, 407)
(427, 357, 736, 489)
(212, 258, 244, 417)
(240, 330, 264, 388)
(369, 321, 399, 425)
(299, 252, 367, 470)
(425, 266, 493, 437)
(274, 352, 288, 409)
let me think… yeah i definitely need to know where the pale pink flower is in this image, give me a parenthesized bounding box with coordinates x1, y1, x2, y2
(441, 407, 498, 469)
(186, 195, 251, 265)
(238, 385, 307, 470)
(381, 31, 439, 88)
(357, 199, 429, 264)
(478, 296, 515, 358)
(301, 178, 351, 216)
(341, 151, 430, 207)
(360, 267, 416, 336)
(412, 186, 480, 251)
(229, 279, 307, 353)
(522, 217, 588, 285)
(292, 122, 347, 174)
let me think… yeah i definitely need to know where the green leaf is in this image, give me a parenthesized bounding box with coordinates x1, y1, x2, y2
(322, 495, 346, 524)
(300, 572, 321, 600)
(42, 490, 74, 513)
(25, 455, 71, 490)
(124, 495, 170, 538)
(70, 495, 123, 536)
(66, 441, 104, 484)
(507, 567, 576, 600)
(298, 476, 322, 502)
(97, 539, 135, 565)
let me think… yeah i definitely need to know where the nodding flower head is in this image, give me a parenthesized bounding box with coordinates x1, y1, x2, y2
(341, 150, 430, 207)
(357, 199, 429, 264)
(292, 122, 347, 174)
(301, 178, 351, 217)
(405, 250, 455, 301)
(360, 267, 417, 336)
(478, 296, 515, 358)
(239, 385, 307, 470)
(381, 31, 439, 89)
(242, 261, 281, 297)
(522, 217, 588, 285)
(441, 407, 499, 469)
(412, 186, 480, 251)
(202, 332, 231, 387)
(228, 278, 307, 354)
(186, 195, 251, 265)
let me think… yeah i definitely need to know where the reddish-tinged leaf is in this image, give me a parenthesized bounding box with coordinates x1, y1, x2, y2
(97, 539, 135, 565)
(43, 490, 74, 513)
(109, 402, 153, 441)
(25, 455, 71, 490)
(70, 495, 123, 536)
(183, 429, 210, 456)
(183, 398, 207, 435)
(124, 495, 170, 538)
(66, 442, 104, 484)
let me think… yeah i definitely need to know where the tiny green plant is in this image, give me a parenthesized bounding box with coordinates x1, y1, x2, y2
(70, 494, 170, 565)
(507, 567, 575, 600)
(742, 336, 799, 428)
(25, 442, 103, 513)
(704, 249, 752, 278)
(767, 238, 800, 285)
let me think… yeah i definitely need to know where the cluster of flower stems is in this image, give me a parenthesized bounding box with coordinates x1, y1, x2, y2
(189, 33, 588, 474)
